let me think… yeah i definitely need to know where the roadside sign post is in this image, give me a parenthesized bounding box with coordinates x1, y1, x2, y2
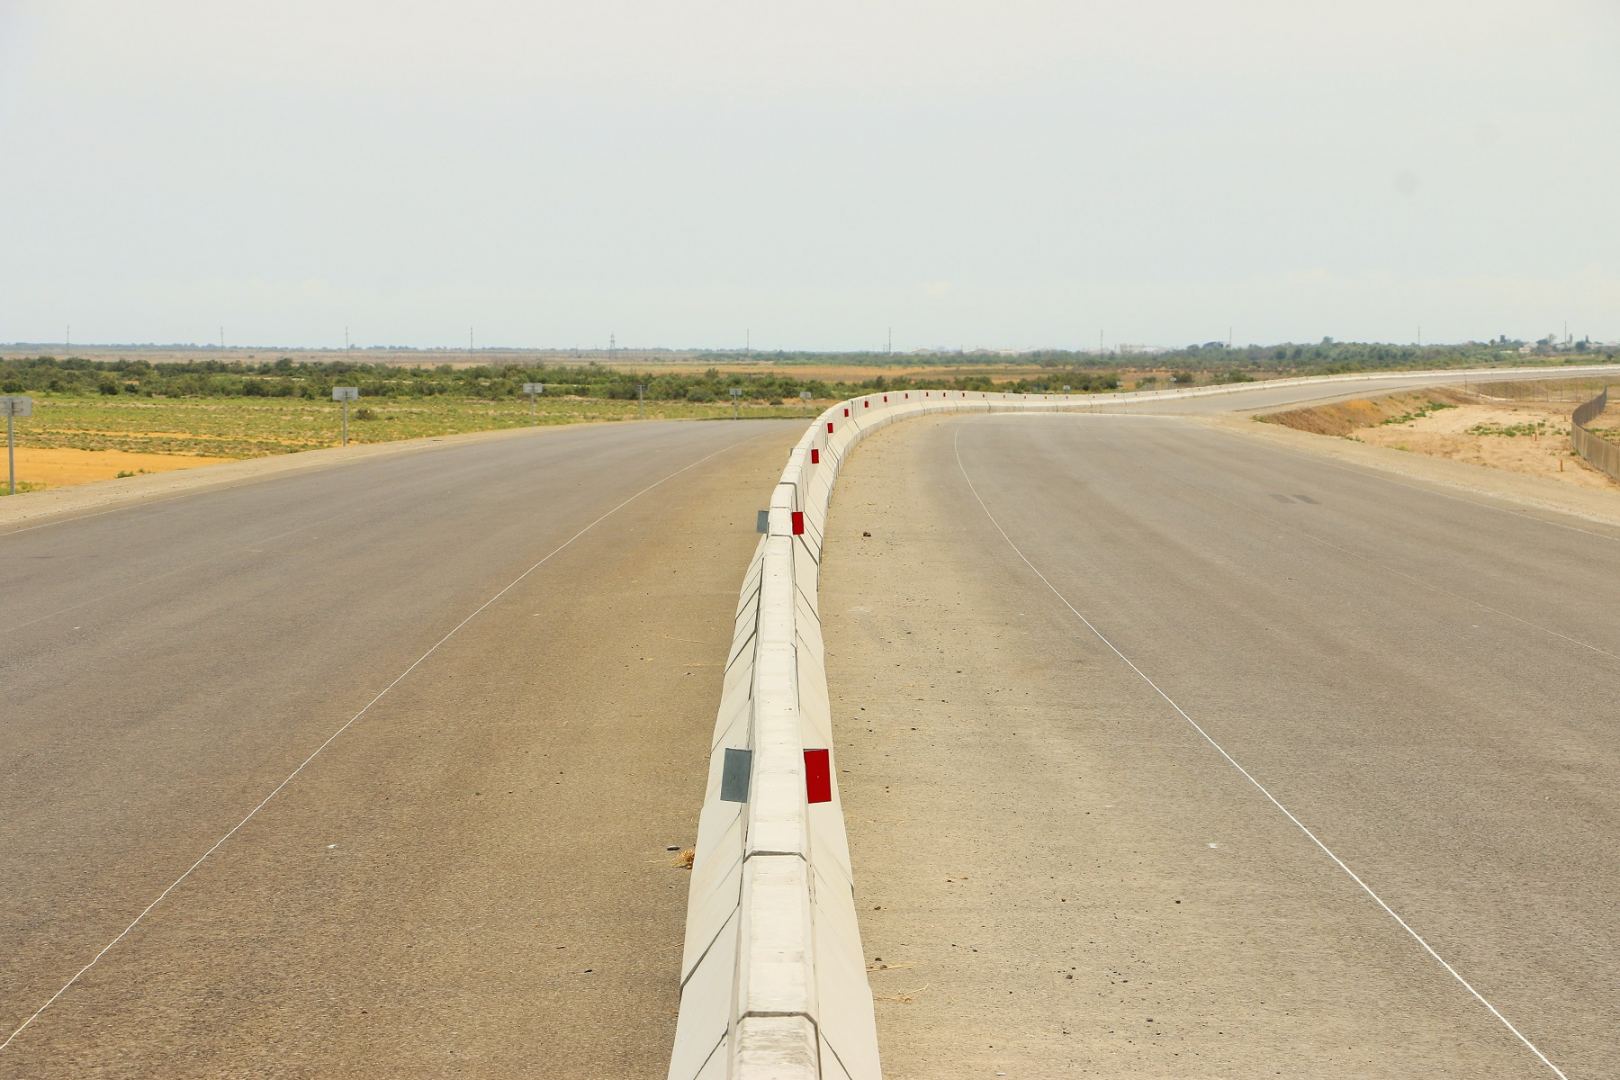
(729, 387, 742, 420)
(332, 386, 359, 445)
(638, 383, 646, 420)
(523, 382, 545, 422)
(2, 396, 33, 496)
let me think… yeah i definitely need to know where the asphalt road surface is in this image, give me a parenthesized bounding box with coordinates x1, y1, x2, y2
(824, 412, 1619, 1079)
(4, 367, 1616, 1078)
(0, 419, 801, 1079)
(1100, 364, 1620, 416)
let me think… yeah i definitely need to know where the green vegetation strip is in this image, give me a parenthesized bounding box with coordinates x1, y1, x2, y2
(7, 396, 822, 459)
(1379, 401, 1457, 425)
(0, 355, 1125, 402)
(1466, 420, 1552, 437)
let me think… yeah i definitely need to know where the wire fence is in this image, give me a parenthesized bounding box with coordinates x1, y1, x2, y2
(1571, 387, 1620, 482)
(1463, 378, 1607, 403)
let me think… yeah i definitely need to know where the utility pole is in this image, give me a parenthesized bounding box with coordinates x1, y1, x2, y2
(345, 326, 351, 355)
(219, 326, 225, 352)
(886, 327, 892, 356)
(746, 328, 751, 357)
(638, 383, 646, 419)
(609, 332, 616, 359)
(65, 325, 70, 354)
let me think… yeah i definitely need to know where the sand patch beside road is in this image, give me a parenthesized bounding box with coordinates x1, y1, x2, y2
(7, 446, 234, 488)
(1261, 390, 1617, 491)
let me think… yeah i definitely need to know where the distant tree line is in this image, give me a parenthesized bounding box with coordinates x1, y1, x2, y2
(0, 340, 1603, 401)
(764, 338, 1606, 374)
(0, 355, 1117, 402)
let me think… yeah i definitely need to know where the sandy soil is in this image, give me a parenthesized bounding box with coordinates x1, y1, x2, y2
(6, 446, 233, 488)
(1262, 391, 1619, 491)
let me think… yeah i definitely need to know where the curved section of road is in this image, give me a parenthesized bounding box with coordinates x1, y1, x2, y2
(1096, 363, 1620, 415)
(823, 412, 1619, 1078)
(4, 365, 1616, 1078)
(0, 419, 803, 1079)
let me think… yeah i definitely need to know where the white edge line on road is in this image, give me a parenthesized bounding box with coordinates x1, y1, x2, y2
(0, 431, 759, 1056)
(950, 426, 1570, 1080)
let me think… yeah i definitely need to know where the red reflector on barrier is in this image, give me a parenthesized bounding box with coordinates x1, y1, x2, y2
(827, 422, 834, 433)
(804, 749, 831, 803)
(810, 448, 820, 463)
(792, 510, 805, 535)
(863, 400, 869, 408)
(883, 395, 888, 402)
(843, 407, 850, 417)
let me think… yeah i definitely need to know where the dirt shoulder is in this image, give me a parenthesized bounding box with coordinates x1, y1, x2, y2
(1258, 388, 1616, 490)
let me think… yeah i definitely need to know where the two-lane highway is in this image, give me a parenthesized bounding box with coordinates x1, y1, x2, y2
(1, 419, 801, 1078)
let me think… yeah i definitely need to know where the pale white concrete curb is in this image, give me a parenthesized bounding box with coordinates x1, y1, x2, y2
(668, 363, 1620, 1080)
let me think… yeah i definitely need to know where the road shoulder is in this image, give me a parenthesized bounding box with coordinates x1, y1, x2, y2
(1196, 412, 1620, 531)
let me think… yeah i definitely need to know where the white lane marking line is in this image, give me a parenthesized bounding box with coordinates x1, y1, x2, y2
(951, 427, 1569, 1080)
(0, 430, 760, 1055)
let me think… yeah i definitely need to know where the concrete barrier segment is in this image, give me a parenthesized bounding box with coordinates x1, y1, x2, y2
(674, 369, 1620, 1079)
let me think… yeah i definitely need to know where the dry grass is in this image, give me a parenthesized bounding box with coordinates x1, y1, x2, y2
(7, 394, 815, 463)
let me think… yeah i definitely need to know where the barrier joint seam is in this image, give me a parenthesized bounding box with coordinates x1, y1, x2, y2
(687, 1031, 726, 1080)
(723, 628, 759, 675)
(677, 906, 741, 994)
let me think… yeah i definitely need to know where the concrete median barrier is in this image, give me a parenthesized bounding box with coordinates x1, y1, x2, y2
(668, 389, 1088, 1080)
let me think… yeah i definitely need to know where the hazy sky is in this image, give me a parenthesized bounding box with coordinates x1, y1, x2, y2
(2, 1, 1617, 351)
